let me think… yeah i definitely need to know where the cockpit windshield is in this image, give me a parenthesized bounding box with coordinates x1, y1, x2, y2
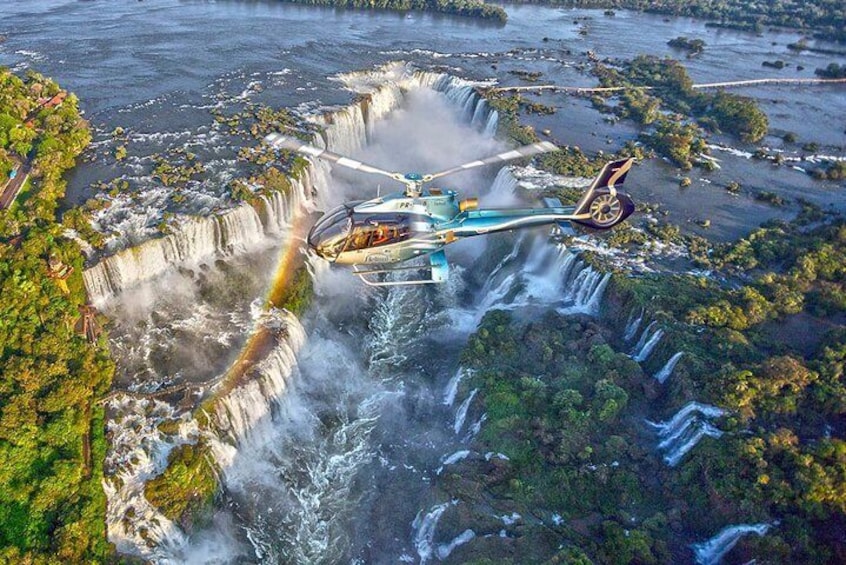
(308, 205, 417, 261)
(307, 204, 353, 260)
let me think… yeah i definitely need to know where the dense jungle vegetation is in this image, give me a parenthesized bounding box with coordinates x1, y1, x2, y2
(526, 0, 846, 42)
(278, 0, 508, 22)
(442, 210, 846, 563)
(0, 69, 114, 562)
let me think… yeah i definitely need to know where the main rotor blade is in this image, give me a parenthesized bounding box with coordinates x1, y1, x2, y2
(265, 133, 404, 183)
(425, 141, 559, 181)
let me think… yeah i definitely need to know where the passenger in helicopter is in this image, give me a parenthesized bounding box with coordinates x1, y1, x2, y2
(372, 225, 391, 245)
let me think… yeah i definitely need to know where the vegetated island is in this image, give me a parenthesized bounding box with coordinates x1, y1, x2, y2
(667, 36, 705, 56)
(0, 68, 115, 562)
(277, 0, 508, 22)
(815, 61, 846, 79)
(520, 0, 846, 42)
(592, 55, 768, 169)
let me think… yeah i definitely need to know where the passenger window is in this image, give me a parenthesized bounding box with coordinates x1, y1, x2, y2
(346, 223, 408, 250)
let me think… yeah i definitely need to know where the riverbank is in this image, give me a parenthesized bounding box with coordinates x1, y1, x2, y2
(0, 68, 113, 562)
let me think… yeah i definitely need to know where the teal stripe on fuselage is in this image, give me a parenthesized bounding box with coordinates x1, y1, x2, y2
(440, 207, 577, 235)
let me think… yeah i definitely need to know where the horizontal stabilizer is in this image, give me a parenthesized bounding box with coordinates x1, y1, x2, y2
(555, 221, 577, 237)
(543, 197, 564, 208)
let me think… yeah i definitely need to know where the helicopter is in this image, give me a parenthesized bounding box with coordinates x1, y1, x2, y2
(265, 132, 635, 286)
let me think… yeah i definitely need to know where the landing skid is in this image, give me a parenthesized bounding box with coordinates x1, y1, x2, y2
(353, 250, 449, 287)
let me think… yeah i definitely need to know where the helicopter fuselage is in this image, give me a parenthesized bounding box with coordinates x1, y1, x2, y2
(307, 188, 578, 266)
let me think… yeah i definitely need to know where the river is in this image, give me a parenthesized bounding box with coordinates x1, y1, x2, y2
(3, 1, 844, 240)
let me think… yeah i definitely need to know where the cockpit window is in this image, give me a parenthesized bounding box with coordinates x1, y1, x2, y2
(311, 205, 350, 240)
(308, 205, 353, 260)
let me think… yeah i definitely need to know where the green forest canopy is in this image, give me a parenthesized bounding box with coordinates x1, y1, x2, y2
(0, 68, 114, 562)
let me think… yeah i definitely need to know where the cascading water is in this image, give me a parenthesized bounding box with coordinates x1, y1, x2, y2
(83, 63, 499, 305)
(692, 523, 771, 565)
(623, 308, 644, 341)
(444, 368, 470, 406)
(648, 402, 726, 466)
(84, 179, 310, 304)
(477, 234, 611, 319)
(208, 310, 306, 446)
(436, 450, 472, 474)
(409, 501, 477, 564)
(631, 320, 656, 353)
(654, 352, 684, 384)
(454, 389, 479, 435)
(412, 502, 454, 564)
(631, 322, 664, 363)
(102, 397, 200, 560)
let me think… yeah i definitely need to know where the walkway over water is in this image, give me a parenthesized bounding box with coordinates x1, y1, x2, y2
(490, 77, 846, 94)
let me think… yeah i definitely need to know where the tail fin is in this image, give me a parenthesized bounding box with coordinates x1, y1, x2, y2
(587, 158, 634, 196)
(572, 158, 636, 230)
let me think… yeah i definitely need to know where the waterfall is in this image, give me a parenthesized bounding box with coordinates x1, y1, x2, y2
(432, 74, 499, 136)
(103, 397, 200, 560)
(436, 450, 471, 474)
(560, 269, 611, 316)
(437, 530, 476, 560)
(84, 64, 500, 305)
(411, 500, 474, 564)
(412, 502, 453, 565)
(443, 368, 469, 406)
(98, 64, 514, 559)
(623, 309, 644, 341)
(654, 352, 684, 384)
(209, 311, 307, 447)
(454, 389, 478, 434)
(84, 180, 309, 304)
(631, 323, 663, 363)
(648, 402, 725, 466)
(692, 523, 771, 565)
(631, 321, 656, 354)
(478, 229, 611, 319)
